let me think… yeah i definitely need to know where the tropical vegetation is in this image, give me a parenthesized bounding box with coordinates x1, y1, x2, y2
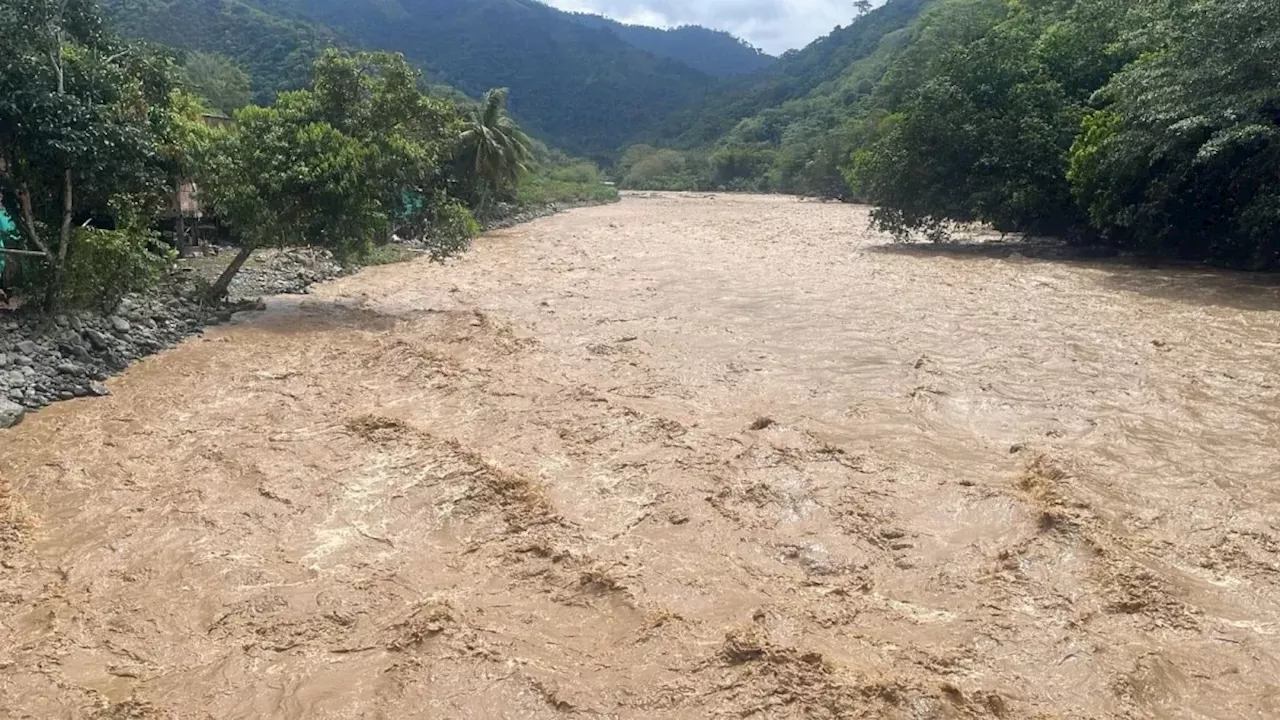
(0, 0, 616, 312)
(620, 0, 1280, 268)
(1, 0, 179, 311)
(4, 0, 1279, 317)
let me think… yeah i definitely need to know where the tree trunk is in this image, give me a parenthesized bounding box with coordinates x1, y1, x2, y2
(208, 245, 253, 301)
(43, 169, 74, 312)
(174, 178, 187, 254)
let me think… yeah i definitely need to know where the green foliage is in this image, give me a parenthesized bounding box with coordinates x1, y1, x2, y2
(1068, 0, 1280, 267)
(546, 161, 602, 185)
(619, 146, 698, 190)
(515, 179, 618, 206)
(842, 0, 1280, 266)
(566, 15, 774, 78)
(849, 0, 1131, 239)
(181, 51, 252, 114)
(0, 0, 179, 309)
(198, 50, 467, 294)
(102, 0, 336, 102)
(358, 242, 419, 267)
(709, 144, 775, 190)
(454, 88, 535, 206)
(203, 97, 381, 256)
(501, 146, 616, 207)
(57, 224, 169, 310)
(415, 196, 479, 260)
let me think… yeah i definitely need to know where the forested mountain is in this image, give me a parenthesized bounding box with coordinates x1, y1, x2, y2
(566, 14, 774, 78)
(617, 0, 932, 194)
(105, 0, 758, 157)
(648, 0, 933, 148)
(104, 0, 337, 100)
(270, 0, 721, 156)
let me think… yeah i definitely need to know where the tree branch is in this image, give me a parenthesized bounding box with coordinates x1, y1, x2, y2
(16, 186, 51, 256)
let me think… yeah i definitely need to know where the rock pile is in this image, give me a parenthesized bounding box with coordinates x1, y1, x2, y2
(0, 283, 235, 422)
(479, 203, 566, 232)
(226, 247, 346, 302)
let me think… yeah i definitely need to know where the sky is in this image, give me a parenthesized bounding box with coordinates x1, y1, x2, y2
(543, 0, 878, 55)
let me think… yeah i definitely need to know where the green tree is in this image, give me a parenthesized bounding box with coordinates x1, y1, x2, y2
(200, 50, 466, 298)
(455, 88, 535, 206)
(850, 0, 1129, 240)
(181, 51, 252, 115)
(621, 148, 687, 189)
(0, 0, 177, 310)
(1069, 0, 1280, 267)
(709, 143, 774, 189)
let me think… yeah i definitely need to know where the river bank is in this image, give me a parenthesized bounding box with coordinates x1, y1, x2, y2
(0, 201, 602, 427)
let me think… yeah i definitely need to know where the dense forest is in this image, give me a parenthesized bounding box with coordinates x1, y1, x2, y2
(100, 0, 774, 157)
(103, 0, 336, 101)
(620, 0, 1280, 269)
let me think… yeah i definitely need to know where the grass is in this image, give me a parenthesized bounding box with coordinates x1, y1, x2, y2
(359, 243, 421, 267)
(516, 176, 619, 206)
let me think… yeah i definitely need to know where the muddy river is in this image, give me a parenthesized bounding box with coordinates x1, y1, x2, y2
(3, 193, 1279, 718)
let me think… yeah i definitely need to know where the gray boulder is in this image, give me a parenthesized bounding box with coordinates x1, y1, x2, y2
(0, 399, 25, 429)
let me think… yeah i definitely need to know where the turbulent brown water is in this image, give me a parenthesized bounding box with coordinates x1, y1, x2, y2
(3, 193, 1279, 718)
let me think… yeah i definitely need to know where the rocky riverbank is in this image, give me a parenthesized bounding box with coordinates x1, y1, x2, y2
(0, 201, 605, 428)
(0, 244, 357, 427)
(0, 282, 228, 425)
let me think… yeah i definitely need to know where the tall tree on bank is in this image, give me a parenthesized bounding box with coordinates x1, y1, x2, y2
(1068, 0, 1280, 268)
(454, 88, 535, 207)
(200, 50, 467, 299)
(0, 0, 175, 310)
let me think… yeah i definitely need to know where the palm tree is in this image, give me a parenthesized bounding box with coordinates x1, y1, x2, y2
(456, 88, 535, 203)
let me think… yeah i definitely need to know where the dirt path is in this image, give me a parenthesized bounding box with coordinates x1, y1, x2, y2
(3, 194, 1280, 718)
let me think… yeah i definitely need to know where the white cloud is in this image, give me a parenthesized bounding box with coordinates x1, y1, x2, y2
(544, 0, 876, 55)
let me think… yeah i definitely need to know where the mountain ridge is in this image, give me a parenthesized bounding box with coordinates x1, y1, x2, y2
(105, 0, 772, 156)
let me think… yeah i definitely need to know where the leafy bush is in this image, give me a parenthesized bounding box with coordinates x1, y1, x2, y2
(546, 161, 601, 185)
(16, 225, 170, 311)
(417, 197, 479, 260)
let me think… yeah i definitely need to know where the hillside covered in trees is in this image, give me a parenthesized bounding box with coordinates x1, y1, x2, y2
(621, 0, 1280, 269)
(566, 14, 774, 79)
(102, 0, 774, 157)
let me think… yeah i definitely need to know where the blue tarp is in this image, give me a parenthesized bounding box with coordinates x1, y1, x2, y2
(0, 207, 13, 277)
